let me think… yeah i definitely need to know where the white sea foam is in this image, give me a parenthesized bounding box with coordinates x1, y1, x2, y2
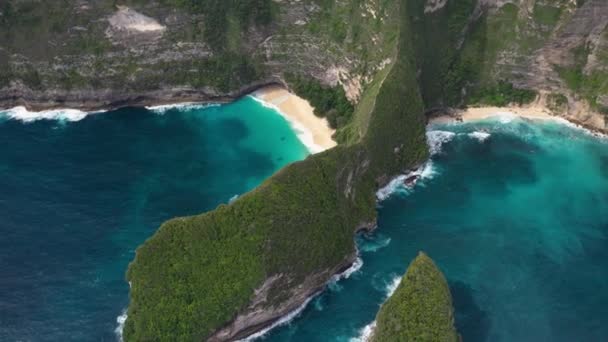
(237, 296, 315, 342)
(426, 130, 456, 155)
(115, 309, 128, 341)
(239, 256, 362, 341)
(385, 276, 402, 298)
(331, 256, 364, 283)
(349, 321, 377, 342)
(468, 131, 491, 142)
(375, 161, 436, 201)
(229, 194, 239, 204)
(0, 106, 90, 123)
(348, 276, 401, 341)
(145, 102, 219, 114)
(249, 95, 323, 154)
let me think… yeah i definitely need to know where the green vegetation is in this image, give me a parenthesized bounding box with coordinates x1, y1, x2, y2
(547, 93, 569, 112)
(288, 75, 354, 129)
(125, 1, 430, 340)
(533, 4, 563, 27)
(371, 252, 459, 342)
(554, 44, 608, 112)
(468, 81, 537, 107)
(125, 145, 377, 340)
(132, 0, 274, 51)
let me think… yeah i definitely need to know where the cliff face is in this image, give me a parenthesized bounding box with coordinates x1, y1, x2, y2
(3, 1, 606, 341)
(1, 1, 606, 130)
(412, 0, 608, 130)
(0, 0, 397, 111)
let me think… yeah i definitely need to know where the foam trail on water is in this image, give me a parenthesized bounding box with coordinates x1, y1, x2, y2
(115, 309, 127, 342)
(376, 130, 454, 200)
(359, 235, 392, 253)
(385, 276, 402, 298)
(331, 256, 363, 282)
(350, 321, 377, 342)
(376, 161, 435, 201)
(0, 106, 89, 123)
(349, 275, 401, 342)
(426, 130, 456, 155)
(145, 102, 219, 114)
(468, 131, 491, 142)
(249, 95, 323, 154)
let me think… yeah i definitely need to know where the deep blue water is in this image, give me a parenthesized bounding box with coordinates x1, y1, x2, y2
(262, 118, 608, 341)
(0, 97, 308, 341)
(2, 101, 607, 342)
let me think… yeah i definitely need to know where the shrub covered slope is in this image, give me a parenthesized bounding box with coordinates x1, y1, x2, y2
(371, 252, 459, 342)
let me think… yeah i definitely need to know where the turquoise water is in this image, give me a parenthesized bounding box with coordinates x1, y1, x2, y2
(0, 97, 308, 341)
(262, 117, 608, 341)
(2, 99, 607, 342)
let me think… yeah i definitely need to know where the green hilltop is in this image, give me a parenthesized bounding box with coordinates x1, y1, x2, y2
(1, 0, 607, 340)
(371, 252, 459, 342)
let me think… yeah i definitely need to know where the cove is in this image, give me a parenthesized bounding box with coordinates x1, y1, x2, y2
(0, 96, 308, 341)
(262, 117, 608, 341)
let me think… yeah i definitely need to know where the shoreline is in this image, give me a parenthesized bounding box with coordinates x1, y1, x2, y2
(0, 84, 338, 154)
(429, 105, 607, 137)
(251, 86, 337, 154)
(429, 105, 560, 124)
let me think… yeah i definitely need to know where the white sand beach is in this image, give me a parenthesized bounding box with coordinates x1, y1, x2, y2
(429, 105, 558, 125)
(253, 86, 337, 154)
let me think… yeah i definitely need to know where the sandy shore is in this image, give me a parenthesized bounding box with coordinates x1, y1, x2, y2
(429, 105, 559, 124)
(253, 86, 337, 154)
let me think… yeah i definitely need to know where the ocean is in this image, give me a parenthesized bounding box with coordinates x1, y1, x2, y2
(0, 97, 308, 341)
(1, 101, 607, 341)
(261, 116, 608, 341)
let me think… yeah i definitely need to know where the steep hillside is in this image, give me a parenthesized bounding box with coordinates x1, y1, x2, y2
(2, 0, 607, 341)
(409, 0, 608, 129)
(124, 1, 428, 340)
(371, 252, 459, 342)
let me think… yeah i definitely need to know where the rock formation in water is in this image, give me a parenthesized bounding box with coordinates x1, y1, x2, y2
(371, 252, 459, 342)
(1, 0, 606, 340)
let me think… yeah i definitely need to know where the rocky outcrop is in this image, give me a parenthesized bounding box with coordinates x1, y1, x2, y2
(0, 0, 398, 112)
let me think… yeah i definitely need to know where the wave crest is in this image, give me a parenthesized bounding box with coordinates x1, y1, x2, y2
(468, 131, 491, 142)
(0, 106, 89, 123)
(115, 309, 127, 341)
(426, 130, 456, 155)
(145, 102, 219, 114)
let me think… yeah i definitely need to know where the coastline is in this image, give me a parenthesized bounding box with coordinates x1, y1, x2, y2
(0, 83, 338, 154)
(429, 105, 607, 137)
(251, 86, 337, 154)
(429, 105, 559, 124)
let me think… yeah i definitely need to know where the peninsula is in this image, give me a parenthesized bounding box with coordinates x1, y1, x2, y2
(1, 0, 606, 340)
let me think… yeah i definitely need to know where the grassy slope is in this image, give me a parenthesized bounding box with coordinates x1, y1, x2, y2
(124, 1, 428, 340)
(371, 252, 459, 342)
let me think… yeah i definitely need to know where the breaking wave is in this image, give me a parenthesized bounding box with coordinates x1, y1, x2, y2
(349, 321, 377, 342)
(0, 106, 90, 123)
(240, 256, 363, 341)
(426, 130, 456, 155)
(468, 131, 491, 142)
(115, 309, 127, 341)
(238, 296, 315, 342)
(375, 161, 436, 201)
(385, 276, 402, 298)
(145, 102, 219, 114)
